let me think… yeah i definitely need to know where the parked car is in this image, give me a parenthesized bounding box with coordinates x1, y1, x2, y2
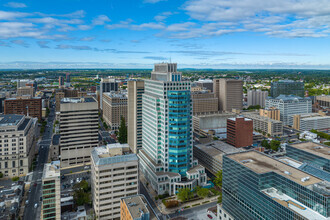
(25, 200, 29, 205)
(207, 214, 213, 219)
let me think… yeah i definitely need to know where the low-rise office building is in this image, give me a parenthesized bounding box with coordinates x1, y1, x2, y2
(242, 112, 283, 137)
(120, 194, 159, 220)
(194, 141, 245, 175)
(222, 150, 330, 220)
(0, 114, 37, 177)
(292, 113, 330, 131)
(193, 112, 236, 134)
(17, 86, 35, 97)
(259, 107, 280, 121)
(91, 144, 139, 220)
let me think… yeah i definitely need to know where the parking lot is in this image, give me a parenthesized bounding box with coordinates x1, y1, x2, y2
(61, 170, 91, 194)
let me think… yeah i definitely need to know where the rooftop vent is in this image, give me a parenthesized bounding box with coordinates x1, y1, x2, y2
(284, 171, 291, 175)
(314, 146, 323, 149)
(301, 176, 310, 182)
(240, 159, 253, 164)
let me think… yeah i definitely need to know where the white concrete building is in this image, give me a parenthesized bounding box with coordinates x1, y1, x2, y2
(59, 97, 99, 167)
(91, 143, 139, 220)
(247, 89, 268, 108)
(265, 95, 312, 126)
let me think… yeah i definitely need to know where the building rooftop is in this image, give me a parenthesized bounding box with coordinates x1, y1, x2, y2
(6, 96, 41, 100)
(228, 117, 252, 121)
(43, 161, 60, 179)
(122, 195, 159, 220)
(288, 142, 330, 160)
(0, 114, 24, 127)
(103, 91, 127, 99)
(60, 97, 96, 103)
(227, 151, 323, 186)
(195, 141, 245, 163)
(269, 95, 310, 101)
(242, 112, 282, 123)
(91, 143, 137, 166)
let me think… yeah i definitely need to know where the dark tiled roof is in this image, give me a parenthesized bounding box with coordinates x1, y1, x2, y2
(18, 119, 30, 131)
(0, 114, 24, 126)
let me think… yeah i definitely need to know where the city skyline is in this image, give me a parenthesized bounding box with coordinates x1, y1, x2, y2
(1, 0, 330, 69)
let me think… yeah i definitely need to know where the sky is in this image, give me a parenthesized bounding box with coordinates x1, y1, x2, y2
(0, 0, 330, 69)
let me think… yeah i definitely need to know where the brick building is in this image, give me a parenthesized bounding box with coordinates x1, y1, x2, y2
(227, 117, 253, 148)
(4, 97, 42, 120)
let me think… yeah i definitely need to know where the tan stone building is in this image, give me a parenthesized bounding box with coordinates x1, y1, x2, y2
(55, 89, 87, 111)
(292, 112, 330, 131)
(102, 92, 127, 131)
(91, 144, 139, 220)
(191, 91, 218, 114)
(17, 86, 35, 97)
(128, 80, 144, 154)
(59, 97, 98, 167)
(259, 107, 280, 120)
(0, 114, 37, 177)
(242, 112, 283, 137)
(41, 161, 61, 220)
(213, 78, 243, 111)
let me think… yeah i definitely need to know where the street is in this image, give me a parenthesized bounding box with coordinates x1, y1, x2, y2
(23, 100, 55, 220)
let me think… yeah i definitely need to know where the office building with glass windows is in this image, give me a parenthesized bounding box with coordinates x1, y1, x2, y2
(138, 63, 207, 196)
(286, 142, 330, 173)
(270, 80, 305, 98)
(265, 95, 312, 126)
(221, 151, 329, 220)
(41, 161, 61, 220)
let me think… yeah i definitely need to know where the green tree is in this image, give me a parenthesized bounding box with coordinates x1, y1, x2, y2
(214, 170, 223, 188)
(12, 176, 19, 181)
(218, 192, 222, 204)
(73, 180, 91, 206)
(196, 187, 209, 198)
(261, 140, 270, 149)
(117, 116, 127, 144)
(270, 140, 281, 151)
(177, 188, 193, 202)
(0, 172, 3, 178)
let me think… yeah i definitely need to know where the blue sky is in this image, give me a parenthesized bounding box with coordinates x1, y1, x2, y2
(0, 0, 330, 69)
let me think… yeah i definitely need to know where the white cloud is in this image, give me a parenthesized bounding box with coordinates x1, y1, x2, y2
(144, 0, 167, 3)
(37, 41, 50, 48)
(154, 11, 173, 21)
(0, 10, 30, 20)
(4, 2, 27, 8)
(80, 37, 95, 41)
(92, 15, 110, 25)
(181, 0, 330, 38)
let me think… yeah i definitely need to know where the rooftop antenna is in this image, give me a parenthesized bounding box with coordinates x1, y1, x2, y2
(26, 106, 29, 117)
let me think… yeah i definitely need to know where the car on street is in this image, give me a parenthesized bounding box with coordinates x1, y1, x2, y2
(28, 188, 31, 193)
(207, 214, 213, 219)
(25, 200, 29, 205)
(34, 203, 38, 208)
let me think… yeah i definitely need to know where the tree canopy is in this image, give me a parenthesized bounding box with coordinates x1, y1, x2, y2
(118, 116, 127, 144)
(177, 188, 193, 202)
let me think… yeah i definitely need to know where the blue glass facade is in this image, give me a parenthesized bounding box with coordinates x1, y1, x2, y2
(286, 144, 330, 172)
(168, 90, 191, 176)
(222, 154, 330, 220)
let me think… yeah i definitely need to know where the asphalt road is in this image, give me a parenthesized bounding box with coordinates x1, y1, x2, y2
(99, 118, 116, 144)
(168, 201, 217, 219)
(23, 100, 55, 220)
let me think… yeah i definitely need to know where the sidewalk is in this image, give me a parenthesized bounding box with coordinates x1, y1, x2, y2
(140, 173, 218, 215)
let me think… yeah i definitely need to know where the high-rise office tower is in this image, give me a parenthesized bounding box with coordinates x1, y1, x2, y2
(213, 79, 243, 111)
(227, 117, 253, 148)
(41, 161, 61, 220)
(265, 95, 312, 126)
(102, 91, 128, 131)
(59, 76, 64, 87)
(100, 78, 119, 110)
(91, 143, 139, 220)
(220, 151, 329, 220)
(247, 89, 268, 107)
(128, 80, 145, 153)
(59, 97, 98, 167)
(270, 80, 304, 98)
(65, 73, 70, 83)
(138, 63, 207, 196)
(191, 90, 218, 114)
